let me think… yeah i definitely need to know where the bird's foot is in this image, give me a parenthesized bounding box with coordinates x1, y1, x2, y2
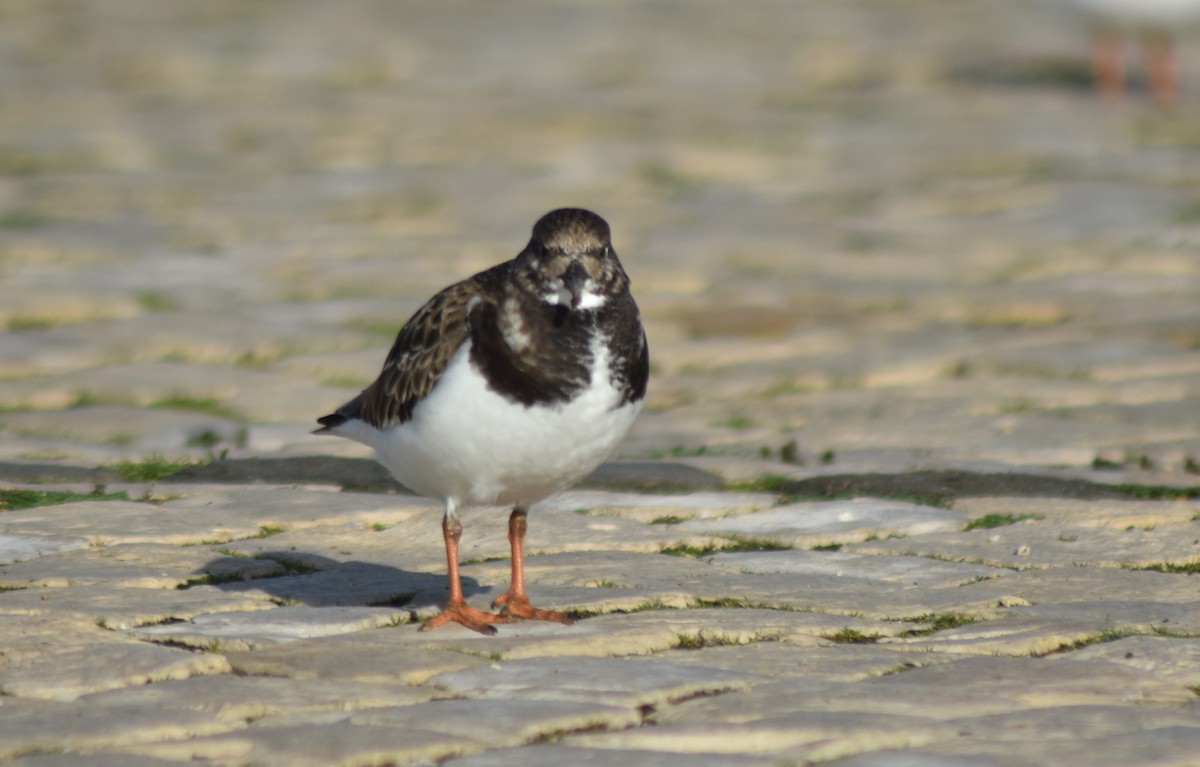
(420, 600, 509, 635)
(492, 592, 574, 625)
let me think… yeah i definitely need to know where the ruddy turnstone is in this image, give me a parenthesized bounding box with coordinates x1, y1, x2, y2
(1064, 0, 1200, 105)
(316, 208, 648, 634)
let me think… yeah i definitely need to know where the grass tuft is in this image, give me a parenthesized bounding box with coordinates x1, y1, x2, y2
(113, 454, 195, 482)
(0, 487, 129, 511)
(661, 535, 791, 558)
(821, 627, 882, 644)
(963, 513, 1042, 531)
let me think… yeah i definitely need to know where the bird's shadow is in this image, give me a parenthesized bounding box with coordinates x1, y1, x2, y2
(191, 551, 488, 613)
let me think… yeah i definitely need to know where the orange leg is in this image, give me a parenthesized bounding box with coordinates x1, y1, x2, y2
(1143, 34, 1180, 108)
(421, 509, 508, 635)
(491, 508, 573, 624)
(1091, 31, 1125, 104)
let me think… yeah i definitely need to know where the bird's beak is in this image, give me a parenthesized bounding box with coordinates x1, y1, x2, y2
(560, 261, 589, 309)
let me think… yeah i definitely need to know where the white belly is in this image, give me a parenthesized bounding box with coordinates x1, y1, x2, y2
(368, 340, 641, 508)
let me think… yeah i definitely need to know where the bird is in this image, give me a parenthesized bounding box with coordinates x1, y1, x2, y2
(316, 208, 649, 634)
(1064, 0, 1200, 106)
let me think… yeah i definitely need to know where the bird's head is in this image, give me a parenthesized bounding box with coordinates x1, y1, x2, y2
(515, 208, 628, 311)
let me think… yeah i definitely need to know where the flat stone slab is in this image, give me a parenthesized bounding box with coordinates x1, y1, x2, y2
(0, 533, 89, 565)
(351, 698, 642, 748)
(0, 699, 233, 761)
(958, 567, 1200, 607)
(848, 520, 1200, 570)
(9, 755, 186, 767)
(0, 614, 230, 701)
(444, 746, 777, 767)
(678, 499, 964, 546)
(1, 641, 232, 702)
(129, 606, 414, 651)
(866, 655, 1196, 708)
(544, 489, 777, 522)
(6, 3, 1200, 766)
(81, 676, 435, 724)
(0, 583, 276, 629)
(0, 542, 285, 589)
(0, 487, 433, 546)
(901, 721, 1200, 767)
(226, 636, 490, 685)
(1059, 635, 1200, 688)
(709, 549, 1004, 587)
(390, 609, 905, 661)
(429, 655, 758, 708)
(656, 642, 960, 682)
(884, 602, 1200, 658)
(121, 722, 488, 766)
(568, 708, 945, 761)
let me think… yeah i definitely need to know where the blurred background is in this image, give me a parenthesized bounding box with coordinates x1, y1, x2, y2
(1, 0, 1198, 481)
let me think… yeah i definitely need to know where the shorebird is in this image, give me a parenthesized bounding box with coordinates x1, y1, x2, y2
(1065, 0, 1200, 105)
(317, 208, 648, 633)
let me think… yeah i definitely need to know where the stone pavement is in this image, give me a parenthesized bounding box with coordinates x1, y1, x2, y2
(2, 0, 1200, 765)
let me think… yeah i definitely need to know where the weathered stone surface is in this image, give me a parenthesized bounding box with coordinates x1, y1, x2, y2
(0, 542, 284, 589)
(0, 487, 431, 546)
(709, 549, 1004, 587)
(0, 699, 233, 761)
(544, 489, 776, 522)
(444, 746, 777, 767)
(568, 709, 945, 760)
(429, 656, 758, 708)
(678, 499, 964, 546)
(123, 723, 486, 766)
(10, 755, 186, 767)
(0, 583, 276, 628)
(129, 606, 413, 651)
(226, 636, 490, 685)
(390, 609, 905, 662)
(0, 533, 89, 565)
(1059, 636, 1200, 688)
(82, 676, 434, 723)
(867, 656, 1196, 707)
(5, 0, 1200, 764)
(658, 642, 959, 681)
(848, 519, 1200, 570)
(352, 698, 641, 748)
(1, 642, 231, 702)
(0, 614, 231, 701)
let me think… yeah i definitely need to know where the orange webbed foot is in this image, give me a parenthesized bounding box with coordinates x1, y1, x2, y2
(420, 600, 510, 635)
(492, 592, 574, 625)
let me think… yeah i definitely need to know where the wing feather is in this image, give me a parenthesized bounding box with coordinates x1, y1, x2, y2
(317, 274, 490, 432)
(360, 280, 479, 428)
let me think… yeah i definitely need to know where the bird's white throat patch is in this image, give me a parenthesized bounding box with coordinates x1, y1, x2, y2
(543, 286, 607, 310)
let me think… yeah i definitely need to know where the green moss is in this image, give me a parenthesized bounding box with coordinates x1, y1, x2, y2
(113, 454, 195, 482)
(661, 535, 791, 558)
(650, 515, 685, 525)
(1110, 484, 1200, 501)
(725, 474, 793, 493)
(1126, 561, 1200, 575)
(0, 487, 130, 511)
(822, 627, 881, 644)
(904, 612, 981, 636)
(964, 513, 1042, 531)
(253, 552, 316, 575)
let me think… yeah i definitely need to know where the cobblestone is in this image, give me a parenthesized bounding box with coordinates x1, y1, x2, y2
(2, 1, 1200, 765)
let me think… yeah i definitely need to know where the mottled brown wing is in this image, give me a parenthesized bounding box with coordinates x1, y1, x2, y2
(355, 278, 483, 429)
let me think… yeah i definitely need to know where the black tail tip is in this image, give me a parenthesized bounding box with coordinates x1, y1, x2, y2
(314, 413, 346, 433)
